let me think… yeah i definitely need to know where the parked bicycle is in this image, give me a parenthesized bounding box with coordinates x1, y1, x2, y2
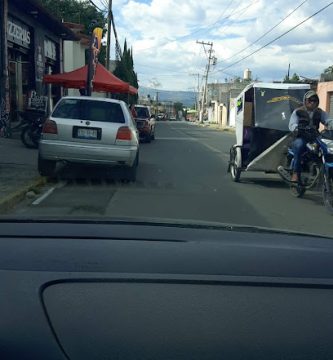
(0, 100, 11, 138)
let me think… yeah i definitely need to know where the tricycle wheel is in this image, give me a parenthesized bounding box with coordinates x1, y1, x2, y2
(229, 146, 241, 182)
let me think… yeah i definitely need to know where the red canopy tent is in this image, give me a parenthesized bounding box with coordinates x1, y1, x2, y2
(43, 63, 138, 95)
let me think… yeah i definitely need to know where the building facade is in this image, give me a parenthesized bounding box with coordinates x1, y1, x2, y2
(317, 73, 333, 119)
(206, 81, 251, 126)
(1, 0, 76, 122)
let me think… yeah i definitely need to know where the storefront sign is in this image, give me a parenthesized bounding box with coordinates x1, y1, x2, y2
(44, 39, 57, 61)
(27, 91, 47, 113)
(35, 43, 45, 83)
(7, 17, 31, 48)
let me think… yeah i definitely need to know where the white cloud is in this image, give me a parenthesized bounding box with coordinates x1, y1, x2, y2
(96, 0, 333, 90)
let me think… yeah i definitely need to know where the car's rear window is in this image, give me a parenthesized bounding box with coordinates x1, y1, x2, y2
(135, 106, 150, 118)
(52, 99, 125, 123)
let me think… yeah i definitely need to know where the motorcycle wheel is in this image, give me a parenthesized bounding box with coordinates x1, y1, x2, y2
(21, 127, 39, 149)
(322, 173, 333, 213)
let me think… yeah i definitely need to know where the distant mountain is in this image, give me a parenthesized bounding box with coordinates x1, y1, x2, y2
(138, 86, 196, 107)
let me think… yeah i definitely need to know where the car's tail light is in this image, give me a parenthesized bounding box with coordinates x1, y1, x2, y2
(42, 119, 58, 134)
(143, 120, 150, 129)
(116, 126, 132, 140)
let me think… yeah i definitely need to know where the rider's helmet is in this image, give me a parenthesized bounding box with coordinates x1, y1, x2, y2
(303, 90, 319, 105)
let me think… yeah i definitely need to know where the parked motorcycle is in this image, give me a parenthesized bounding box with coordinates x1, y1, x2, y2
(278, 126, 333, 212)
(20, 110, 45, 149)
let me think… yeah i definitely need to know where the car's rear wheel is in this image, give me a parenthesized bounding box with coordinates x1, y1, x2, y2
(145, 132, 151, 143)
(151, 127, 155, 140)
(123, 152, 139, 182)
(38, 156, 56, 177)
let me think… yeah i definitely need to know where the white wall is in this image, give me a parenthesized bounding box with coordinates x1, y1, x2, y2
(229, 98, 236, 127)
(64, 41, 86, 71)
(63, 41, 87, 97)
(62, 41, 107, 98)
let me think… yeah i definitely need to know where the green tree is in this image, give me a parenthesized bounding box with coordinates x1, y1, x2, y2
(324, 65, 333, 73)
(173, 102, 184, 117)
(283, 73, 300, 83)
(40, 0, 106, 64)
(113, 39, 139, 103)
(40, 0, 105, 35)
(174, 102, 184, 111)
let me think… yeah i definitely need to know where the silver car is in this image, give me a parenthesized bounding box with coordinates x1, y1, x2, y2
(38, 97, 139, 181)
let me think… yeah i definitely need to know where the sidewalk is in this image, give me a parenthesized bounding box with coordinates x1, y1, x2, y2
(194, 121, 236, 133)
(0, 136, 46, 214)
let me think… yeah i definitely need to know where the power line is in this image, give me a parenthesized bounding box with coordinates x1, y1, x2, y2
(217, 0, 308, 65)
(110, 10, 122, 60)
(183, 0, 258, 40)
(99, 0, 109, 9)
(87, 0, 104, 13)
(214, 0, 258, 38)
(216, 1, 333, 73)
(137, 0, 259, 53)
(176, 0, 234, 39)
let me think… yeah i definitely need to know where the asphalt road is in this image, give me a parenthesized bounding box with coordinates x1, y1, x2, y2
(13, 121, 333, 237)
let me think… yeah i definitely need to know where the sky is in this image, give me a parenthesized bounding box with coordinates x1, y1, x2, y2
(94, 0, 333, 91)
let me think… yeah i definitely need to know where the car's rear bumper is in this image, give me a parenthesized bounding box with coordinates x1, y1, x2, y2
(39, 140, 138, 166)
(137, 128, 151, 137)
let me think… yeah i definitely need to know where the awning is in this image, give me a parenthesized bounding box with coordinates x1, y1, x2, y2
(129, 85, 138, 95)
(43, 65, 87, 89)
(43, 63, 138, 95)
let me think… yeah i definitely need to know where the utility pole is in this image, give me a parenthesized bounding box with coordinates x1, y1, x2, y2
(156, 91, 159, 115)
(196, 41, 216, 123)
(106, 0, 112, 71)
(190, 73, 200, 112)
(86, 19, 98, 96)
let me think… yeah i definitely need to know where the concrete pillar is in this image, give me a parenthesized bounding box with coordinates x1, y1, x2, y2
(220, 104, 228, 128)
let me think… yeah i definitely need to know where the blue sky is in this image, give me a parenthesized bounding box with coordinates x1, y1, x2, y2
(95, 0, 333, 91)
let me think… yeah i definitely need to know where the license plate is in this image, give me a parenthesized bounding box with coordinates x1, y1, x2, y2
(77, 128, 98, 139)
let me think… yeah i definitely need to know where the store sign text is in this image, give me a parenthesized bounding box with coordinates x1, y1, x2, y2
(7, 18, 31, 48)
(44, 39, 57, 60)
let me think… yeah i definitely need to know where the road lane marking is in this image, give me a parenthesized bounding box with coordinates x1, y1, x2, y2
(170, 126, 225, 154)
(155, 137, 197, 140)
(32, 181, 67, 206)
(32, 187, 55, 206)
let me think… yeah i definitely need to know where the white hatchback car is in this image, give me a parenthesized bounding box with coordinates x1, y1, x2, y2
(38, 97, 139, 181)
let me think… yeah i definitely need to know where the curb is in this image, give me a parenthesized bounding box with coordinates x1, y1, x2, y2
(0, 176, 47, 214)
(195, 122, 235, 133)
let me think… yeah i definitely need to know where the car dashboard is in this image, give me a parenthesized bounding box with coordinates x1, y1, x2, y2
(1, 220, 333, 360)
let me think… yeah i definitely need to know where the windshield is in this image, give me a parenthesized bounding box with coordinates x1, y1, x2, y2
(53, 98, 125, 123)
(1, 0, 333, 241)
(135, 106, 150, 118)
(254, 88, 305, 130)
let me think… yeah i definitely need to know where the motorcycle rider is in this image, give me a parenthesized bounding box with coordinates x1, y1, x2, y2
(289, 90, 330, 182)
